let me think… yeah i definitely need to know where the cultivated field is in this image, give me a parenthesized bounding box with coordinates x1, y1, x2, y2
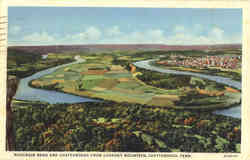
(30, 50, 241, 109)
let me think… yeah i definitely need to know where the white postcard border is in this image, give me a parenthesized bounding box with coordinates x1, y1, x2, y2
(0, 0, 250, 160)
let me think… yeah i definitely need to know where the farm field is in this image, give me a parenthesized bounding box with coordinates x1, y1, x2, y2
(30, 54, 175, 106)
(30, 50, 241, 109)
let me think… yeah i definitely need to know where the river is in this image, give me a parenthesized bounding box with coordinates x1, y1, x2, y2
(14, 59, 241, 118)
(14, 59, 99, 104)
(133, 60, 241, 119)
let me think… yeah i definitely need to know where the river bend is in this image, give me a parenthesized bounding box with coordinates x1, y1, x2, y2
(14, 59, 99, 104)
(134, 60, 241, 119)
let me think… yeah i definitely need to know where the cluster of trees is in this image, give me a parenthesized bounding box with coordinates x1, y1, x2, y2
(7, 49, 74, 78)
(136, 68, 200, 90)
(112, 58, 131, 71)
(12, 100, 241, 152)
(29, 81, 62, 91)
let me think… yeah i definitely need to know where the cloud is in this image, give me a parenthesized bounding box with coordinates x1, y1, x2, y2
(100, 27, 216, 45)
(165, 26, 238, 45)
(13, 25, 240, 46)
(174, 25, 185, 33)
(98, 28, 166, 44)
(9, 25, 21, 35)
(166, 33, 212, 45)
(23, 32, 55, 43)
(209, 27, 225, 40)
(106, 26, 122, 37)
(65, 26, 102, 43)
(194, 24, 203, 33)
(146, 29, 165, 40)
(84, 26, 102, 41)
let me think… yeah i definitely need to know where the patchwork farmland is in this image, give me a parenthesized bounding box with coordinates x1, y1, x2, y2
(30, 50, 241, 109)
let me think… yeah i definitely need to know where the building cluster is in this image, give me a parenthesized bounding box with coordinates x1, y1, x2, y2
(157, 54, 241, 69)
(42, 54, 48, 59)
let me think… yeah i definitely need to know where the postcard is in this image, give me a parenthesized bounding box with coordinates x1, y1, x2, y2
(0, 0, 250, 160)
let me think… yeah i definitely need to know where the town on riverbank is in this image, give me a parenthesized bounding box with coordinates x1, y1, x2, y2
(156, 54, 241, 69)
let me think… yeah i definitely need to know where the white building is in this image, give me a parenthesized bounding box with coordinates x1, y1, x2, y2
(42, 54, 48, 59)
(74, 55, 81, 60)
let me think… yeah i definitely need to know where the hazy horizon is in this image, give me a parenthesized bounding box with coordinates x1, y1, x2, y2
(8, 43, 242, 47)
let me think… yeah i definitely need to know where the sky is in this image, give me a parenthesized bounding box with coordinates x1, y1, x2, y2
(8, 7, 242, 46)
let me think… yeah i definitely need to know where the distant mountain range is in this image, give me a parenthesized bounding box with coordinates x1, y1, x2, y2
(8, 44, 242, 55)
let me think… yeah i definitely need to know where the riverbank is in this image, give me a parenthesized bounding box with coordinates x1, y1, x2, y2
(152, 61, 241, 83)
(135, 66, 241, 111)
(134, 60, 241, 118)
(14, 59, 99, 104)
(8, 50, 75, 79)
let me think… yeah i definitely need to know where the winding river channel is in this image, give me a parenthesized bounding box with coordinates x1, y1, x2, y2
(15, 59, 99, 104)
(134, 60, 241, 119)
(14, 59, 241, 119)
